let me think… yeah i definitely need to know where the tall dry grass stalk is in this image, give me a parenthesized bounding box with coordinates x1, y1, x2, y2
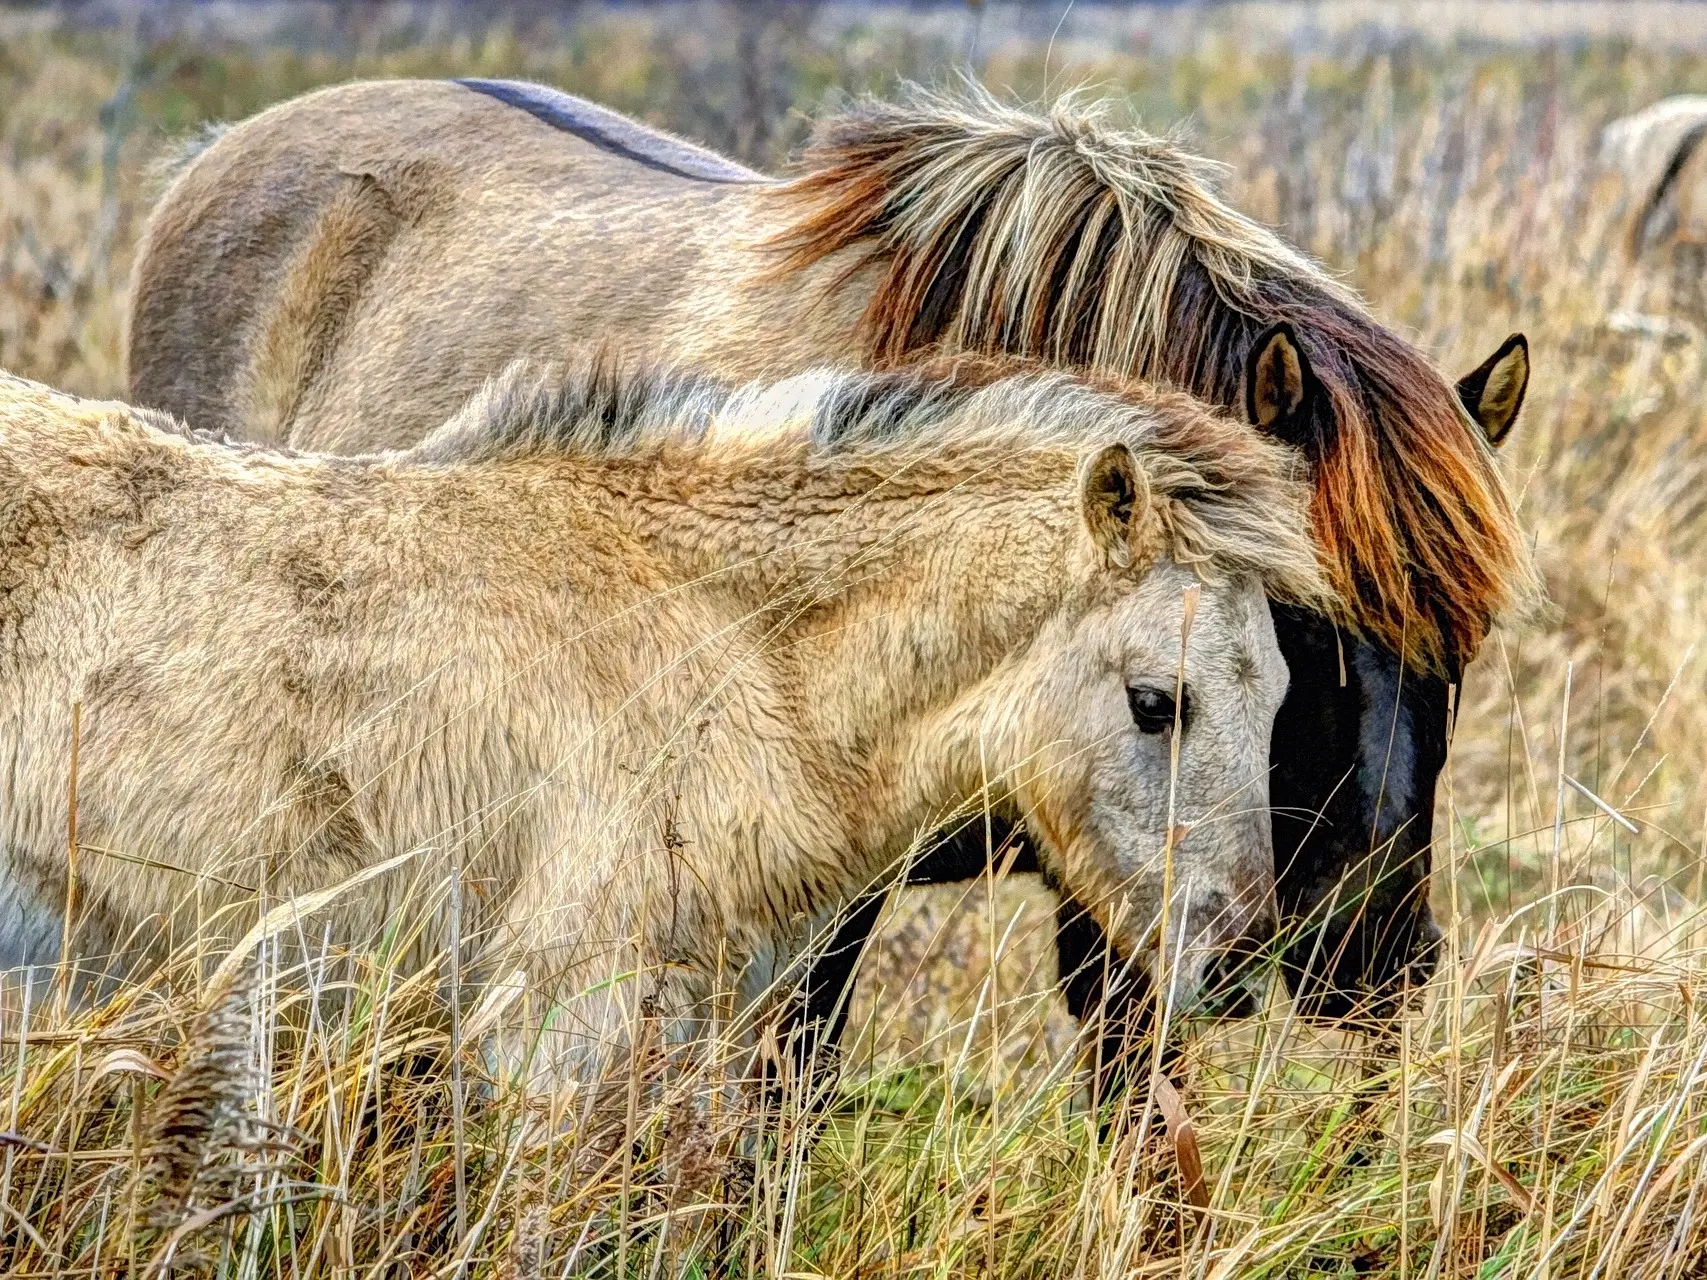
(5, 2, 1707, 1274)
(1, 879, 1705, 1275)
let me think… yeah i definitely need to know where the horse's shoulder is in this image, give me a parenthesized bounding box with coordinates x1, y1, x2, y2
(453, 78, 764, 185)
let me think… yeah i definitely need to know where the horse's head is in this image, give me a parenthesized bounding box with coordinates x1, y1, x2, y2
(1267, 605, 1448, 1021)
(999, 441, 1310, 1014)
(772, 90, 1536, 1028)
(1242, 324, 1530, 1024)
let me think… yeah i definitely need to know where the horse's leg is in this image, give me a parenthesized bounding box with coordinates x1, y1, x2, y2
(0, 869, 64, 973)
(780, 818, 1160, 1108)
(1053, 896, 1161, 1109)
(776, 888, 889, 1099)
(776, 817, 1028, 1099)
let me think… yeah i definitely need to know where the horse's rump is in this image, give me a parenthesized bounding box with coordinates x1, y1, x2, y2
(128, 78, 755, 448)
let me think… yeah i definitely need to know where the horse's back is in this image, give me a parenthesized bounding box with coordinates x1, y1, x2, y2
(1602, 95, 1707, 191)
(452, 79, 761, 184)
(128, 79, 763, 446)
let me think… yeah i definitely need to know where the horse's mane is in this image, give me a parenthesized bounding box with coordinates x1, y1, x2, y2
(411, 355, 1331, 611)
(765, 84, 1535, 671)
(408, 358, 733, 464)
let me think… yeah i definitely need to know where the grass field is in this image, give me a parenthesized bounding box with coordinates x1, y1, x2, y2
(5, 2, 1707, 1275)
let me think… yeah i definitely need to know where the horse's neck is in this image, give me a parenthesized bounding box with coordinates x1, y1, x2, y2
(567, 445, 1084, 932)
(696, 483, 1082, 855)
(669, 230, 884, 379)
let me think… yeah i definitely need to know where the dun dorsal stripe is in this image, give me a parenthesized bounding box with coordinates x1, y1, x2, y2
(455, 78, 763, 185)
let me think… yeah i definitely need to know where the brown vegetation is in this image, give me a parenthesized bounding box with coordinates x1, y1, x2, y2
(4, 3, 1707, 1274)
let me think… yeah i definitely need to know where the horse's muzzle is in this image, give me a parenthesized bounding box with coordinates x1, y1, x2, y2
(1188, 892, 1277, 1019)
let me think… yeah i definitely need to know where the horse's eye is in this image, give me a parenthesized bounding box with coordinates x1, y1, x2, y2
(1127, 685, 1182, 735)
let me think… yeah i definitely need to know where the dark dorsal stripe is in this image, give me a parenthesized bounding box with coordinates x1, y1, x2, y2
(454, 78, 763, 185)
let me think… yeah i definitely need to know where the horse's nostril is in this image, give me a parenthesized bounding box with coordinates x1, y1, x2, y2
(1195, 916, 1276, 1019)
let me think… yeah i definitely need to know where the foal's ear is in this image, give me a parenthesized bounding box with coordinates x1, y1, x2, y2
(1081, 443, 1150, 569)
(1455, 332, 1529, 448)
(1243, 322, 1320, 444)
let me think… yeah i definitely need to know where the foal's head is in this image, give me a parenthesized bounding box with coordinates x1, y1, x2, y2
(903, 371, 1331, 1012)
(1018, 543, 1290, 1012)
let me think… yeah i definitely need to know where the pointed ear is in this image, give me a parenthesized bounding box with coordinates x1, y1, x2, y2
(1081, 443, 1150, 570)
(1455, 332, 1529, 448)
(1243, 322, 1320, 443)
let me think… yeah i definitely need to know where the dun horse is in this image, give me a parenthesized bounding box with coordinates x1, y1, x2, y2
(1600, 96, 1707, 324)
(127, 82, 1536, 1061)
(1602, 96, 1707, 259)
(0, 359, 1324, 1076)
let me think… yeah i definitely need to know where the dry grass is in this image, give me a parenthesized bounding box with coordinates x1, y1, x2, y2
(5, 2, 1707, 1274)
(4, 888, 1704, 1276)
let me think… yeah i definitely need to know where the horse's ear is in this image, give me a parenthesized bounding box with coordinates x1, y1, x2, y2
(1081, 443, 1150, 570)
(1455, 333, 1529, 448)
(1243, 322, 1320, 444)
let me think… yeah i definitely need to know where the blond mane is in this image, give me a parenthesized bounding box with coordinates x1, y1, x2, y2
(766, 84, 1535, 671)
(410, 355, 1330, 611)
